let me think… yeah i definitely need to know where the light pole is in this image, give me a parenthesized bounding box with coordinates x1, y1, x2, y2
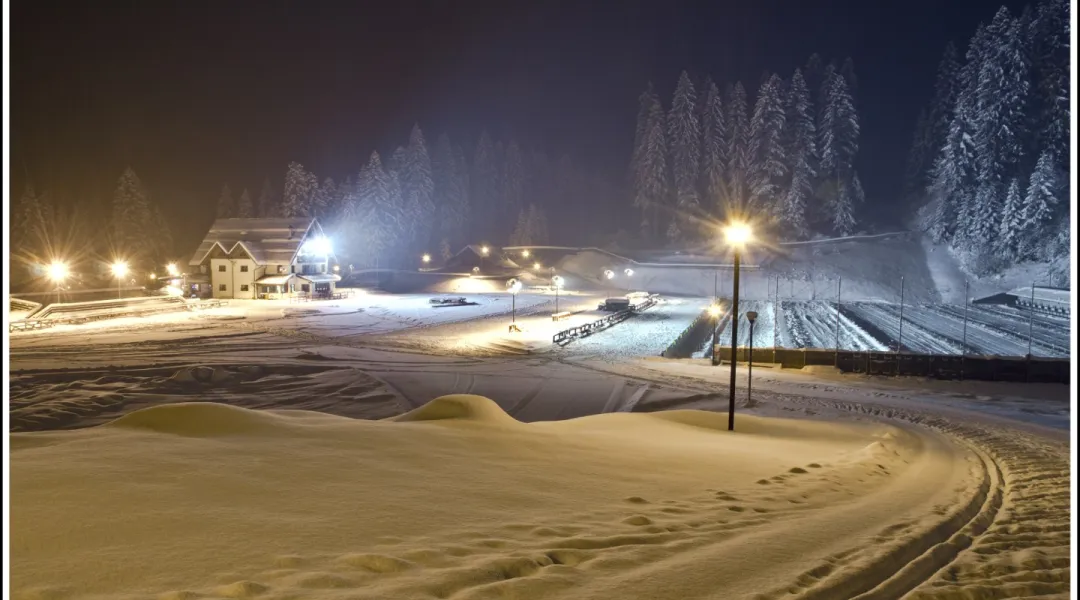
(603, 269, 615, 298)
(723, 222, 752, 432)
(111, 261, 128, 300)
(480, 245, 489, 273)
(961, 280, 969, 380)
(47, 261, 69, 305)
(747, 311, 758, 407)
(624, 268, 634, 293)
(552, 275, 564, 314)
(708, 303, 723, 365)
(421, 253, 431, 268)
(506, 278, 522, 330)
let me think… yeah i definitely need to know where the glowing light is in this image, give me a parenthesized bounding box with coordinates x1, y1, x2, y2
(422, 254, 431, 263)
(303, 236, 332, 256)
(481, 245, 489, 255)
(624, 268, 634, 277)
(552, 275, 564, 289)
(333, 264, 340, 272)
(150, 273, 157, 280)
(166, 263, 180, 277)
(163, 285, 184, 297)
(506, 278, 522, 294)
(604, 269, 615, 280)
(522, 250, 530, 258)
(708, 304, 723, 318)
(724, 222, 753, 246)
(533, 262, 541, 270)
(111, 261, 129, 278)
(47, 261, 69, 282)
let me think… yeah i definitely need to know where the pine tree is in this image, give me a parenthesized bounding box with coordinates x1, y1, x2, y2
(803, 54, 825, 102)
(257, 178, 277, 217)
(111, 167, 154, 262)
(631, 82, 657, 192)
(667, 71, 701, 214)
(928, 42, 962, 164)
(281, 162, 317, 218)
(432, 133, 457, 245)
(996, 179, 1024, 259)
(472, 132, 498, 240)
(839, 58, 858, 107)
(527, 204, 548, 245)
(312, 177, 337, 219)
(451, 144, 471, 244)
(819, 72, 860, 234)
(13, 184, 47, 250)
(216, 184, 234, 219)
(700, 79, 727, 212)
(148, 203, 173, 265)
(502, 141, 525, 234)
(725, 82, 751, 211)
(440, 238, 452, 261)
(748, 73, 788, 211)
(352, 151, 402, 267)
(402, 124, 436, 246)
(903, 109, 934, 196)
(1018, 150, 1062, 258)
(1031, 0, 1069, 161)
(973, 8, 1030, 191)
(634, 91, 670, 240)
(781, 69, 816, 238)
(510, 208, 531, 246)
(235, 188, 254, 218)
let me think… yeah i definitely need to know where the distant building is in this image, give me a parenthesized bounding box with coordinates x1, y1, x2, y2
(187, 217, 340, 299)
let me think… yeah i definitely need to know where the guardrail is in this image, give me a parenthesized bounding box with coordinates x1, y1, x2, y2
(552, 294, 659, 346)
(9, 297, 223, 332)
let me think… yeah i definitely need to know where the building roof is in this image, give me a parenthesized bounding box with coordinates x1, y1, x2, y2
(188, 217, 323, 267)
(296, 273, 342, 283)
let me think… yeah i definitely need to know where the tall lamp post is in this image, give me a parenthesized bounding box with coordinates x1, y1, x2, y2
(506, 278, 522, 330)
(552, 275, 564, 314)
(746, 311, 758, 407)
(723, 222, 752, 432)
(111, 261, 128, 300)
(47, 261, 69, 305)
(480, 245, 489, 273)
(603, 269, 615, 298)
(624, 268, 634, 293)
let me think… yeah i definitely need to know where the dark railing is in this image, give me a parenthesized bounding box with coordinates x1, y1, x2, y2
(552, 295, 659, 346)
(662, 309, 714, 359)
(712, 346, 1069, 384)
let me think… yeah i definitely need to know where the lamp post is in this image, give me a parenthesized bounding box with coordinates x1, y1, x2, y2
(624, 268, 634, 293)
(708, 303, 723, 365)
(506, 278, 522, 329)
(422, 253, 431, 268)
(747, 311, 758, 407)
(603, 269, 615, 299)
(480, 245, 489, 273)
(722, 222, 752, 432)
(47, 261, 69, 305)
(111, 261, 128, 300)
(552, 275, 564, 314)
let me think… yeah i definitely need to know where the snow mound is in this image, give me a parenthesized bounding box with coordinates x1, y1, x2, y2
(168, 365, 236, 384)
(392, 394, 521, 426)
(106, 402, 295, 437)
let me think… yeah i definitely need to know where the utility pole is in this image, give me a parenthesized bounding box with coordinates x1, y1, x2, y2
(834, 276, 842, 365)
(961, 280, 969, 381)
(896, 275, 905, 375)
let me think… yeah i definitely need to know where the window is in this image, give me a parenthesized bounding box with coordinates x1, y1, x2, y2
(290, 265, 295, 273)
(301, 284, 311, 293)
(240, 284, 249, 292)
(240, 265, 249, 272)
(218, 265, 226, 272)
(219, 284, 227, 291)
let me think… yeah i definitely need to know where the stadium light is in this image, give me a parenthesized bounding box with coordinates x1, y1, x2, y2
(303, 236, 332, 256)
(166, 263, 180, 277)
(603, 269, 614, 280)
(47, 261, 69, 305)
(111, 261, 128, 299)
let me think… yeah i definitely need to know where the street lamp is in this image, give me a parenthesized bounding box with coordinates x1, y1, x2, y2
(533, 262, 541, 271)
(624, 268, 634, 293)
(603, 269, 615, 299)
(111, 261, 128, 300)
(552, 275, 564, 313)
(47, 261, 69, 305)
(422, 253, 431, 266)
(746, 311, 758, 408)
(480, 245, 489, 273)
(722, 221, 753, 431)
(506, 278, 522, 330)
(708, 303, 723, 364)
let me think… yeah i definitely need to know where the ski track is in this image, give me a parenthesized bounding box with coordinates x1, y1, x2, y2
(929, 305, 1070, 357)
(846, 303, 964, 355)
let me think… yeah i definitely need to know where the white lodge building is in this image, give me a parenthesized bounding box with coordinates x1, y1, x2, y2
(188, 217, 340, 299)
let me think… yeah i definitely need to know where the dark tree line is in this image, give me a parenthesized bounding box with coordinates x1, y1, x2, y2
(211, 124, 613, 268)
(910, 0, 1070, 274)
(630, 57, 863, 244)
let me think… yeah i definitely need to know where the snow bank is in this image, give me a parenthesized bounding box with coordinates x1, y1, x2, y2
(13, 398, 980, 600)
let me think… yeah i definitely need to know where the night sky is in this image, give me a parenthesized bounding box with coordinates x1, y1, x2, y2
(13, 0, 1023, 247)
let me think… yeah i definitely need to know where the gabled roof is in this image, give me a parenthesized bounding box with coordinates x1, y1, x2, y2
(188, 217, 324, 266)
